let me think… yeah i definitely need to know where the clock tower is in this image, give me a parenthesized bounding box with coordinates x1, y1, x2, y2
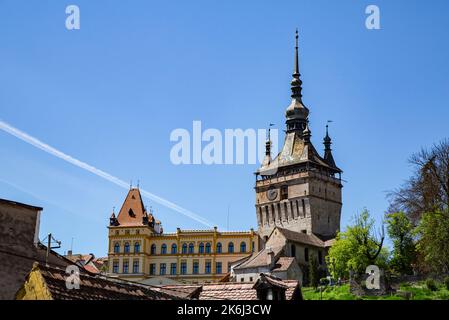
(255, 31, 343, 243)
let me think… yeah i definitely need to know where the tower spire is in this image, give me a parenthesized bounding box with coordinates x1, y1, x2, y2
(323, 121, 336, 168)
(291, 29, 303, 100)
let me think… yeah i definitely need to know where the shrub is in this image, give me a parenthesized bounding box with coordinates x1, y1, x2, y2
(444, 276, 449, 290)
(425, 279, 438, 291)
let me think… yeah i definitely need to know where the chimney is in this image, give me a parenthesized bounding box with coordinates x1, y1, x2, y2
(266, 247, 274, 267)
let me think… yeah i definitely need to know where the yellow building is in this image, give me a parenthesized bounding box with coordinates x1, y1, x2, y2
(107, 188, 259, 284)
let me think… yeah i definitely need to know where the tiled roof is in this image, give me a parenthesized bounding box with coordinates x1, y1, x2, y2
(159, 285, 202, 299)
(234, 246, 284, 270)
(257, 131, 341, 175)
(116, 188, 148, 227)
(199, 274, 301, 300)
(276, 227, 328, 247)
(30, 263, 178, 300)
(200, 283, 257, 300)
(271, 257, 296, 272)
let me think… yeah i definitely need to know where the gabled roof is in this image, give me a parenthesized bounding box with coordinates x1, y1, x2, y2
(116, 188, 147, 227)
(17, 263, 179, 300)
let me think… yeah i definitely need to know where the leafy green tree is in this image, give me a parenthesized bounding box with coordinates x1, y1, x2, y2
(416, 210, 449, 273)
(326, 209, 387, 279)
(385, 211, 416, 275)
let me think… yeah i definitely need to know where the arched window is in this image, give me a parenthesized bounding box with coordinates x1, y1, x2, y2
(113, 242, 120, 253)
(228, 242, 234, 253)
(216, 242, 222, 253)
(182, 243, 187, 254)
(124, 242, 130, 253)
(205, 242, 211, 254)
(161, 244, 167, 254)
(199, 242, 205, 254)
(134, 242, 140, 253)
(240, 242, 246, 253)
(188, 243, 194, 254)
(171, 243, 177, 254)
(151, 244, 156, 255)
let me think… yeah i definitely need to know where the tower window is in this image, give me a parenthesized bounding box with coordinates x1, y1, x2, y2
(302, 199, 306, 217)
(305, 248, 309, 262)
(281, 186, 288, 200)
(291, 244, 296, 258)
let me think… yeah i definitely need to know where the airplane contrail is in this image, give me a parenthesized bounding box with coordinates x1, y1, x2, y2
(0, 119, 217, 228)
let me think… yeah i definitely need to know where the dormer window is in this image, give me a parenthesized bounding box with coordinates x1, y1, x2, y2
(128, 208, 135, 217)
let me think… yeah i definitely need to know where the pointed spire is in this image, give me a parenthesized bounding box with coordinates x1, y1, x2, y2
(291, 29, 303, 100)
(323, 122, 336, 168)
(262, 125, 273, 167)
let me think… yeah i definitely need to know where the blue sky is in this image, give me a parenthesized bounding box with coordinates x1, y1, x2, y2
(1, 0, 448, 257)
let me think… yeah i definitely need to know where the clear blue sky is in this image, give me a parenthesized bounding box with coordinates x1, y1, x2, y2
(1, 0, 448, 257)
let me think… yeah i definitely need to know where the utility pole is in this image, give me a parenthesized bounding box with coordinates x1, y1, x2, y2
(44, 233, 62, 266)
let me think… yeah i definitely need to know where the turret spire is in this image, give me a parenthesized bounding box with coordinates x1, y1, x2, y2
(323, 121, 337, 168)
(285, 29, 309, 133)
(291, 29, 303, 100)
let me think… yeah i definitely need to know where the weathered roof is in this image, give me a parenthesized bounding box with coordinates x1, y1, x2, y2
(234, 245, 284, 270)
(159, 285, 202, 299)
(199, 274, 301, 300)
(276, 227, 329, 248)
(271, 257, 296, 272)
(22, 263, 178, 300)
(257, 132, 341, 175)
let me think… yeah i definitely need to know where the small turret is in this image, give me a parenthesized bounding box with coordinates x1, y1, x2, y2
(323, 123, 337, 168)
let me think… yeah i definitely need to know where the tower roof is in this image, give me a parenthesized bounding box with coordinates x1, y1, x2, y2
(116, 188, 147, 227)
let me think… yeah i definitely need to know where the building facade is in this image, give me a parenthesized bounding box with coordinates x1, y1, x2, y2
(255, 30, 343, 242)
(107, 188, 259, 284)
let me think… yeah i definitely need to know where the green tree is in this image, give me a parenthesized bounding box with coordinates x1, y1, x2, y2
(416, 210, 449, 273)
(308, 256, 319, 289)
(326, 209, 387, 279)
(385, 211, 416, 275)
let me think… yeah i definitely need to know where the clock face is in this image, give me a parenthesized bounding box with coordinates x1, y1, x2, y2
(266, 188, 278, 201)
